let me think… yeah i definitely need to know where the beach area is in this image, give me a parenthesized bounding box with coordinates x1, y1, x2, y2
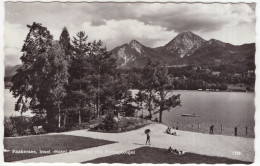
(4, 123, 254, 163)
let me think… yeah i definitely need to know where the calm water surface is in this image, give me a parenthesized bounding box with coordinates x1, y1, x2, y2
(133, 90, 255, 138)
(4, 89, 32, 117)
(4, 89, 255, 137)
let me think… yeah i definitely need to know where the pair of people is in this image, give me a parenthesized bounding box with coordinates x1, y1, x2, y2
(168, 147, 186, 155)
(165, 127, 177, 136)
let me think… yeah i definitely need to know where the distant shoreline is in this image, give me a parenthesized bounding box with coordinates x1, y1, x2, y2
(4, 87, 255, 92)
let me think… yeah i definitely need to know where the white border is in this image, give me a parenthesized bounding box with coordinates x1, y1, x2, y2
(0, 1, 259, 166)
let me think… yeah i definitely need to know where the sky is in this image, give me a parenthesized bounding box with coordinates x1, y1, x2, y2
(4, 2, 256, 66)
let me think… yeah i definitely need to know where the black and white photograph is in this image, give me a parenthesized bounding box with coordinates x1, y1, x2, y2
(1, 0, 258, 164)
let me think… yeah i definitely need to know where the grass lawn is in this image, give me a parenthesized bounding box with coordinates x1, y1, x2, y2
(85, 146, 251, 164)
(4, 134, 115, 162)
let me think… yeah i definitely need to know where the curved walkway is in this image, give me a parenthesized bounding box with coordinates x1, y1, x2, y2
(18, 123, 254, 163)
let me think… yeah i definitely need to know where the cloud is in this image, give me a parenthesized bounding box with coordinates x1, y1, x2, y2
(63, 3, 255, 33)
(5, 3, 255, 33)
(90, 19, 106, 26)
(4, 22, 28, 66)
(4, 22, 27, 49)
(74, 20, 176, 49)
(4, 2, 256, 66)
(135, 3, 255, 33)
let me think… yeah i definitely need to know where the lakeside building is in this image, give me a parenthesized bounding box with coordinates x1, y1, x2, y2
(204, 69, 212, 74)
(247, 70, 255, 78)
(234, 73, 242, 77)
(211, 71, 221, 76)
(227, 83, 247, 92)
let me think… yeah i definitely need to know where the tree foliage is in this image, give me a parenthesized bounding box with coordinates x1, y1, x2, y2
(137, 60, 181, 122)
(11, 23, 69, 130)
(11, 22, 184, 132)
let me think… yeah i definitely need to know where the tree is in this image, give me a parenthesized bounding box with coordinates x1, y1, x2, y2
(152, 66, 181, 123)
(69, 32, 119, 122)
(135, 90, 147, 118)
(138, 59, 158, 119)
(47, 41, 69, 128)
(85, 40, 119, 117)
(59, 27, 72, 127)
(59, 27, 71, 56)
(138, 60, 181, 122)
(11, 22, 69, 130)
(70, 31, 90, 124)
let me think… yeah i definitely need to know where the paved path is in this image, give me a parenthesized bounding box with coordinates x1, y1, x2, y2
(61, 123, 254, 162)
(18, 123, 254, 163)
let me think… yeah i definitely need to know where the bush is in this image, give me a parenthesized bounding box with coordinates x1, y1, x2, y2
(4, 117, 18, 137)
(9, 116, 33, 136)
(32, 114, 46, 127)
(100, 113, 118, 131)
(54, 126, 68, 133)
(32, 125, 46, 135)
(4, 116, 46, 137)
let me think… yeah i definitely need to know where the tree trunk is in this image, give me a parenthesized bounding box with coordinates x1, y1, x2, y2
(58, 108, 61, 128)
(78, 109, 82, 124)
(63, 108, 67, 127)
(97, 99, 100, 118)
(94, 103, 97, 118)
(148, 108, 152, 120)
(97, 66, 100, 118)
(159, 92, 165, 123)
(159, 109, 163, 123)
(46, 108, 56, 132)
(148, 90, 152, 119)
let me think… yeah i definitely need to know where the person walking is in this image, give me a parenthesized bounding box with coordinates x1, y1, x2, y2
(145, 129, 151, 145)
(235, 126, 238, 136)
(210, 125, 214, 134)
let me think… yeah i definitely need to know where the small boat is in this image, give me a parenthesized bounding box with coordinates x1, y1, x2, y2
(181, 113, 200, 117)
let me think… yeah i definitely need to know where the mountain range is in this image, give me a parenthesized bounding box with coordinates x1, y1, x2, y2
(5, 31, 255, 77)
(110, 31, 255, 69)
(5, 65, 21, 78)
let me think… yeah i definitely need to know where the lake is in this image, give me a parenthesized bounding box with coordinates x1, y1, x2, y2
(4, 89, 255, 137)
(4, 89, 32, 117)
(132, 90, 255, 138)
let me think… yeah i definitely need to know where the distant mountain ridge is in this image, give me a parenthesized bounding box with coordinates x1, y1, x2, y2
(110, 31, 255, 68)
(110, 39, 161, 68)
(5, 64, 22, 78)
(5, 31, 255, 75)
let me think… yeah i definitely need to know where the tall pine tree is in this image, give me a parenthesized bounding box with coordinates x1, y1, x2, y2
(84, 40, 119, 117)
(59, 27, 72, 127)
(11, 23, 69, 130)
(70, 31, 90, 124)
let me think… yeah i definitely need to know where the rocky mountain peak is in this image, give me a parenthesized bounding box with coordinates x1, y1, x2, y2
(129, 39, 143, 54)
(164, 31, 206, 57)
(109, 31, 253, 69)
(208, 38, 227, 47)
(129, 39, 142, 47)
